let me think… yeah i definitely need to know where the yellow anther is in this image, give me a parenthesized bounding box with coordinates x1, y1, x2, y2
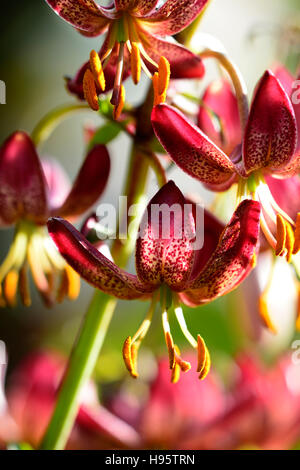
(197, 334, 211, 380)
(152, 72, 166, 106)
(130, 42, 141, 85)
(285, 222, 295, 263)
(89, 50, 106, 92)
(258, 295, 277, 334)
(122, 336, 138, 378)
(158, 56, 170, 96)
(65, 265, 80, 300)
(113, 85, 125, 120)
(171, 362, 181, 384)
(250, 252, 257, 268)
(165, 331, 175, 369)
(275, 214, 286, 256)
(83, 69, 99, 111)
(293, 213, 300, 254)
(4, 270, 19, 307)
(174, 350, 191, 373)
(296, 284, 300, 332)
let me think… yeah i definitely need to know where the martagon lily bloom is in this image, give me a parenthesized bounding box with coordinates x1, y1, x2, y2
(152, 69, 300, 265)
(45, 0, 208, 117)
(0, 131, 110, 307)
(48, 180, 260, 381)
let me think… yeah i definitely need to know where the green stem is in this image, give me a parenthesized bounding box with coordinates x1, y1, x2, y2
(31, 103, 90, 147)
(40, 291, 117, 450)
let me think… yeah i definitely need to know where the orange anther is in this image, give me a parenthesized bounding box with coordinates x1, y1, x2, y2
(122, 336, 138, 378)
(65, 265, 80, 300)
(131, 42, 141, 85)
(275, 214, 286, 256)
(90, 50, 106, 92)
(165, 331, 175, 369)
(4, 270, 19, 307)
(83, 69, 99, 111)
(158, 56, 170, 96)
(197, 334, 211, 380)
(285, 222, 295, 263)
(293, 213, 300, 254)
(258, 295, 277, 334)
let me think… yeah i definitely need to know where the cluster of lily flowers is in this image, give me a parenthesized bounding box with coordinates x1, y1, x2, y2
(1, 0, 300, 448)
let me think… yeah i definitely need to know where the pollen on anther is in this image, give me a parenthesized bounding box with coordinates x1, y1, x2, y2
(83, 69, 99, 111)
(131, 42, 141, 85)
(90, 50, 105, 92)
(293, 213, 300, 254)
(158, 56, 170, 96)
(113, 85, 125, 120)
(275, 214, 286, 257)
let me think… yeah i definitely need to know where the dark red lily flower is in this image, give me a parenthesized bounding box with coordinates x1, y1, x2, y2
(197, 77, 242, 156)
(48, 180, 260, 380)
(45, 0, 207, 115)
(152, 70, 300, 263)
(5, 351, 141, 450)
(0, 131, 110, 307)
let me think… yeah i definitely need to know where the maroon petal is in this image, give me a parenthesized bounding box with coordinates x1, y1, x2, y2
(136, 181, 196, 291)
(114, 0, 136, 10)
(48, 217, 152, 299)
(151, 104, 236, 186)
(55, 144, 110, 219)
(45, 0, 113, 36)
(132, 0, 159, 16)
(198, 78, 242, 155)
(266, 174, 300, 222)
(142, 0, 210, 36)
(0, 132, 48, 225)
(181, 200, 261, 306)
(243, 70, 297, 174)
(41, 159, 71, 211)
(139, 30, 205, 79)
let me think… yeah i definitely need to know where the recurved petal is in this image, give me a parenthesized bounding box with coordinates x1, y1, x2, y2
(45, 0, 113, 36)
(198, 78, 242, 155)
(243, 70, 297, 174)
(132, 0, 159, 16)
(151, 104, 236, 186)
(181, 200, 261, 306)
(48, 217, 152, 299)
(55, 144, 110, 220)
(142, 0, 210, 36)
(114, 0, 136, 10)
(0, 132, 48, 225)
(42, 159, 71, 211)
(139, 31, 205, 79)
(136, 181, 196, 291)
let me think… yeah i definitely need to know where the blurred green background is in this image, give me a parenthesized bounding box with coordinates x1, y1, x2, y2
(0, 0, 299, 381)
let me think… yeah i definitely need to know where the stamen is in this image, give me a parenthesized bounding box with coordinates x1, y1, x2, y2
(113, 85, 125, 120)
(171, 359, 181, 384)
(130, 42, 141, 85)
(258, 295, 277, 334)
(258, 258, 277, 334)
(4, 270, 19, 307)
(285, 222, 295, 263)
(297, 283, 300, 331)
(165, 330, 175, 369)
(158, 57, 170, 96)
(83, 69, 99, 111)
(152, 72, 166, 106)
(122, 336, 138, 378)
(90, 50, 105, 92)
(111, 42, 125, 106)
(275, 214, 287, 256)
(293, 213, 300, 255)
(173, 302, 197, 348)
(197, 334, 211, 380)
(19, 264, 31, 307)
(174, 348, 191, 373)
(65, 265, 80, 300)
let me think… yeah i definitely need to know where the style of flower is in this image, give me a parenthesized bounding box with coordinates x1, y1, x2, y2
(45, 0, 208, 117)
(151, 69, 300, 265)
(47, 180, 260, 381)
(0, 131, 110, 307)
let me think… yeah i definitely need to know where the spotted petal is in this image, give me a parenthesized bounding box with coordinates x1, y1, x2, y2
(198, 78, 242, 155)
(136, 181, 196, 291)
(243, 70, 297, 174)
(142, 0, 210, 36)
(54, 144, 110, 220)
(48, 217, 152, 299)
(181, 200, 261, 306)
(151, 104, 236, 186)
(45, 0, 114, 36)
(139, 30, 205, 79)
(132, 0, 159, 16)
(0, 132, 48, 225)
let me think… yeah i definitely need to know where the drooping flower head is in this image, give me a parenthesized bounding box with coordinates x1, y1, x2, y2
(45, 0, 208, 117)
(152, 70, 300, 266)
(48, 180, 260, 382)
(0, 131, 110, 307)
